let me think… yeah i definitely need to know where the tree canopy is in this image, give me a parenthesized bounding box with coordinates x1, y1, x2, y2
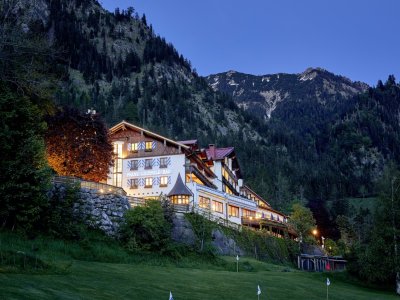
(45, 107, 113, 182)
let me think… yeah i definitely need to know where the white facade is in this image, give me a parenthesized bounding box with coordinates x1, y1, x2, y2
(107, 152, 186, 198)
(189, 182, 257, 225)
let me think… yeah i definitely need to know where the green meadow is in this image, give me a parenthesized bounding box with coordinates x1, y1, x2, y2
(0, 232, 396, 300)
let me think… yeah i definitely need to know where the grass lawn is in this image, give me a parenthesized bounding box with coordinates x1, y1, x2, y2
(0, 256, 397, 300)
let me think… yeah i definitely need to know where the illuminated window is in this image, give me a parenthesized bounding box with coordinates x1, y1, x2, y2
(113, 143, 123, 157)
(228, 205, 239, 217)
(170, 195, 189, 205)
(145, 141, 152, 151)
(212, 200, 223, 213)
(130, 179, 138, 189)
(243, 209, 255, 217)
(222, 168, 228, 180)
(145, 159, 152, 169)
(130, 160, 139, 170)
(130, 142, 138, 152)
(199, 196, 210, 209)
(160, 176, 168, 187)
(160, 157, 168, 168)
(145, 177, 153, 188)
(223, 185, 233, 195)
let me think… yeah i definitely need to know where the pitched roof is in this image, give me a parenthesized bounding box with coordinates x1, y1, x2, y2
(178, 139, 198, 146)
(205, 147, 235, 160)
(168, 174, 193, 197)
(109, 121, 189, 150)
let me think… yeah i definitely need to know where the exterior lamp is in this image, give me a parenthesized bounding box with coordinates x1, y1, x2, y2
(312, 229, 318, 236)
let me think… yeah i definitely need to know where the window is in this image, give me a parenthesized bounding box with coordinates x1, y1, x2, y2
(130, 179, 138, 189)
(160, 176, 168, 187)
(145, 177, 153, 188)
(170, 195, 189, 205)
(145, 159, 152, 169)
(228, 205, 239, 217)
(130, 142, 138, 152)
(145, 141, 153, 152)
(199, 196, 210, 209)
(113, 143, 123, 157)
(243, 209, 255, 217)
(130, 160, 139, 170)
(160, 157, 168, 168)
(212, 200, 223, 213)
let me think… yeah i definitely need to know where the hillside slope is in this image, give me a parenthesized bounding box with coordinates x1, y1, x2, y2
(11, 0, 400, 234)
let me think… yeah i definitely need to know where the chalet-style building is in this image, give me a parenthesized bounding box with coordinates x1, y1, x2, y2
(108, 121, 292, 237)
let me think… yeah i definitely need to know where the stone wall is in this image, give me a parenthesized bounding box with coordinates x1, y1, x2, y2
(75, 188, 131, 236)
(51, 183, 130, 236)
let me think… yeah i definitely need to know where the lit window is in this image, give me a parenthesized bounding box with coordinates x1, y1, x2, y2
(243, 209, 255, 217)
(130, 160, 139, 170)
(199, 196, 210, 209)
(212, 200, 223, 213)
(145, 141, 152, 151)
(160, 176, 168, 187)
(130, 142, 138, 152)
(145, 159, 152, 169)
(113, 143, 123, 157)
(145, 177, 153, 188)
(130, 179, 138, 189)
(228, 205, 239, 217)
(160, 157, 168, 168)
(170, 195, 189, 205)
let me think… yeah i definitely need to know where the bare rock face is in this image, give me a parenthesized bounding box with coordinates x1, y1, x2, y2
(211, 229, 244, 256)
(206, 68, 369, 120)
(171, 213, 196, 246)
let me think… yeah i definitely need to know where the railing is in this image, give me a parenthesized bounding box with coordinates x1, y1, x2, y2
(192, 205, 241, 231)
(52, 175, 127, 196)
(193, 183, 257, 210)
(127, 196, 146, 207)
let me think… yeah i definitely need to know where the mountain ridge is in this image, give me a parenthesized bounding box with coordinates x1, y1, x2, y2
(206, 67, 369, 120)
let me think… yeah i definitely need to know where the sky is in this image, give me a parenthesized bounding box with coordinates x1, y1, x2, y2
(100, 0, 400, 86)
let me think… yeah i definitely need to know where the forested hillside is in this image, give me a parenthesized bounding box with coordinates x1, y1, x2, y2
(5, 0, 400, 237)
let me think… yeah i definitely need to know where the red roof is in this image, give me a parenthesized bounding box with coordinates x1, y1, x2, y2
(206, 147, 235, 160)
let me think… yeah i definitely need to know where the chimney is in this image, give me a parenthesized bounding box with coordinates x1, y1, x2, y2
(209, 144, 216, 159)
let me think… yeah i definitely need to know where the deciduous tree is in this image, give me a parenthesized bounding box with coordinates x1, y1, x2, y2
(45, 107, 113, 182)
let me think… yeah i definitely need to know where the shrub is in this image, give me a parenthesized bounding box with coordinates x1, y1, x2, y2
(119, 200, 172, 252)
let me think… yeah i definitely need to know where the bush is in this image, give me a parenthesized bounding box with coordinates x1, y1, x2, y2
(119, 200, 172, 252)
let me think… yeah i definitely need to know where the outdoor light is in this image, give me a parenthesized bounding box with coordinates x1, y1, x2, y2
(312, 229, 318, 236)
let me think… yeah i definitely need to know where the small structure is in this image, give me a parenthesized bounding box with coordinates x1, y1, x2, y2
(298, 254, 347, 272)
(168, 174, 193, 211)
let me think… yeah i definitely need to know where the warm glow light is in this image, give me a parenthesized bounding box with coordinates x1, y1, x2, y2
(312, 229, 318, 236)
(99, 189, 104, 193)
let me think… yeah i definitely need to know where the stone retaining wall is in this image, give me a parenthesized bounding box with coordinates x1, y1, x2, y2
(52, 183, 130, 236)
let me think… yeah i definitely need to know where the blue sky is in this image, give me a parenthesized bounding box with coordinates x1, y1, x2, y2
(100, 0, 399, 86)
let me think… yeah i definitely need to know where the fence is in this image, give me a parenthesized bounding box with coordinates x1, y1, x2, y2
(52, 175, 127, 196)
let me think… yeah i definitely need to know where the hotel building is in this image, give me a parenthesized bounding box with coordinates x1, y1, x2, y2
(108, 121, 293, 236)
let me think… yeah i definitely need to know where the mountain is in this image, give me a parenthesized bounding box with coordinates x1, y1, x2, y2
(206, 68, 368, 120)
(206, 68, 368, 133)
(6, 0, 400, 237)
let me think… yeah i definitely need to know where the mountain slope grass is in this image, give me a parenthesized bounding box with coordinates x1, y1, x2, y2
(0, 258, 397, 300)
(0, 231, 397, 299)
